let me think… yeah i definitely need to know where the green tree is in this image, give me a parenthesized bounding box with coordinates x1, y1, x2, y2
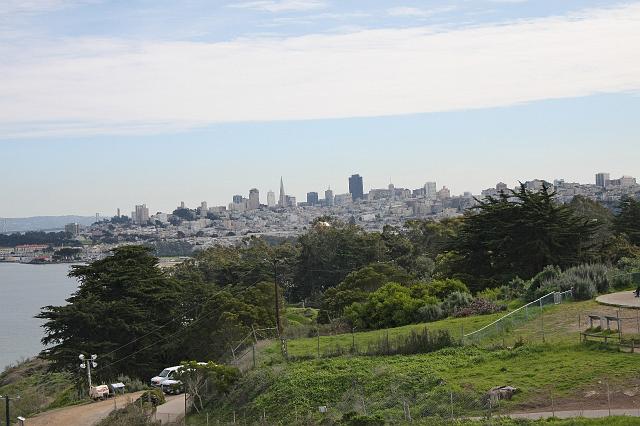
(293, 219, 386, 303)
(37, 246, 184, 380)
(345, 283, 424, 329)
(448, 184, 599, 291)
(174, 361, 240, 413)
(614, 197, 640, 246)
(322, 262, 414, 316)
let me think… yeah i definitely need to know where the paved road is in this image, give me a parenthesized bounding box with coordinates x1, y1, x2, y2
(597, 291, 640, 309)
(154, 394, 187, 424)
(495, 408, 640, 420)
(26, 392, 183, 426)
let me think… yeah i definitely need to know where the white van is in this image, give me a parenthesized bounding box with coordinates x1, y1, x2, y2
(150, 366, 181, 388)
(150, 362, 208, 395)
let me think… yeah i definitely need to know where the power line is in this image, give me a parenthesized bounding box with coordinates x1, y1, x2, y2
(100, 267, 270, 359)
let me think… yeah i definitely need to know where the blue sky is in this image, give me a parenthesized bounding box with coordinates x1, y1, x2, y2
(1, 0, 639, 216)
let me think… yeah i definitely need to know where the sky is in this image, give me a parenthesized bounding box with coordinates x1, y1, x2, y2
(1, 0, 639, 217)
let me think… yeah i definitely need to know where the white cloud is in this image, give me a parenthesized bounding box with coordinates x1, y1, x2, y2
(2, 3, 640, 138)
(0, 0, 92, 16)
(228, 0, 326, 13)
(387, 6, 455, 18)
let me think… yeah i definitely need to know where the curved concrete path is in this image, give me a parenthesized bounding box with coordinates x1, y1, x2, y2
(597, 291, 640, 309)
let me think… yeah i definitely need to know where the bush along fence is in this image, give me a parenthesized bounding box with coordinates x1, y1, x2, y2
(228, 290, 579, 368)
(462, 290, 573, 346)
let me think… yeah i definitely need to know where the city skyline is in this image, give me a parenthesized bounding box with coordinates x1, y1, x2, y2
(1, 1, 640, 216)
(3, 168, 636, 220)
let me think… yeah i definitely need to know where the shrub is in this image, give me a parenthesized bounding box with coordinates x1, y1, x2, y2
(525, 265, 562, 300)
(96, 403, 160, 426)
(504, 276, 527, 299)
(477, 288, 501, 301)
(569, 277, 598, 300)
(442, 291, 472, 315)
(345, 283, 423, 329)
(116, 375, 148, 393)
(135, 389, 165, 407)
(340, 412, 385, 426)
(453, 298, 504, 317)
(526, 264, 618, 301)
(417, 303, 443, 322)
(425, 278, 469, 299)
(365, 329, 456, 356)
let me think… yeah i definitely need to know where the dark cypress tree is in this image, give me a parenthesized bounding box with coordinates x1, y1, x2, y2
(614, 196, 640, 246)
(37, 246, 183, 379)
(449, 184, 599, 291)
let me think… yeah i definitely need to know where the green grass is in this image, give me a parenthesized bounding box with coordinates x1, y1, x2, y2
(194, 341, 640, 425)
(210, 299, 640, 424)
(0, 358, 80, 417)
(264, 310, 506, 361)
(285, 306, 318, 327)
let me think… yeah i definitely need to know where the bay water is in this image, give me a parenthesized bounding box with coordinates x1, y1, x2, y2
(0, 263, 79, 370)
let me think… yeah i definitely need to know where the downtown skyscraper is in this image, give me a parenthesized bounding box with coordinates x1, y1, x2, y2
(278, 177, 286, 207)
(349, 174, 364, 201)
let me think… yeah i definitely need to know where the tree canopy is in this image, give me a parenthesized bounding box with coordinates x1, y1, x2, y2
(447, 184, 599, 291)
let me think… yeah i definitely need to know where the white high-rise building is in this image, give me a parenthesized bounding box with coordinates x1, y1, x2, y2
(248, 188, 260, 210)
(325, 188, 334, 206)
(424, 182, 437, 199)
(132, 204, 149, 225)
(267, 190, 276, 207)
(200, 201, 208, 217)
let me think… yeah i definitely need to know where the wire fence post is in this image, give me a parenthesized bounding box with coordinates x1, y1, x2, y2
(252, 344, 256, 369)
(317, 329, 321, 359)
(351, 327, 356, 353)
(450, 390, 454, 420)
(540, 298, 545, 343)
(403, 399, 412, 422)
(607, 380, 611, 416)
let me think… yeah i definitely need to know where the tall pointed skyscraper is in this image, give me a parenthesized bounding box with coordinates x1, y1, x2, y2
(278, 177, 286, 207)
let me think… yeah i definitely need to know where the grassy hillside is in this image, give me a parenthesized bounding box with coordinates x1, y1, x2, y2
(196, 300, 640, 424)
(196, 342, 640, 424)
(266, 299, 587, 362)
(0, 358, 80, 418)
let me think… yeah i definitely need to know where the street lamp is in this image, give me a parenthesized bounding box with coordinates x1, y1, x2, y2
(79, 353, 98, 389)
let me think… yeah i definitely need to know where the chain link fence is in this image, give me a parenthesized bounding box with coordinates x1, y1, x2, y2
(192, 378, 640, 425)
(463, 290, 573, 346)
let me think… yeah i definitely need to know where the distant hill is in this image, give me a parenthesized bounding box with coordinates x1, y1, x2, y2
(0, 216, 97, 233)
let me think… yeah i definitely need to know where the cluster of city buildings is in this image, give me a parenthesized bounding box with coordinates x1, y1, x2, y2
(2, 171, 637, 263)
(84, 171, 640, 252)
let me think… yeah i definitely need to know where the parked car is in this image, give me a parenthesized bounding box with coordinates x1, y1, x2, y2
(150, 366, 181, 388)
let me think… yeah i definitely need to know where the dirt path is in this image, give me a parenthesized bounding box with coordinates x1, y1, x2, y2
(27, 392, 144, 426)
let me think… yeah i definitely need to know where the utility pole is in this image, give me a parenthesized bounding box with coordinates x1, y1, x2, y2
(1, 394, 20, 426)
(79, 353, 98, 393)
(4, 394, 9, 426)
(273, 259, 282, 337)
